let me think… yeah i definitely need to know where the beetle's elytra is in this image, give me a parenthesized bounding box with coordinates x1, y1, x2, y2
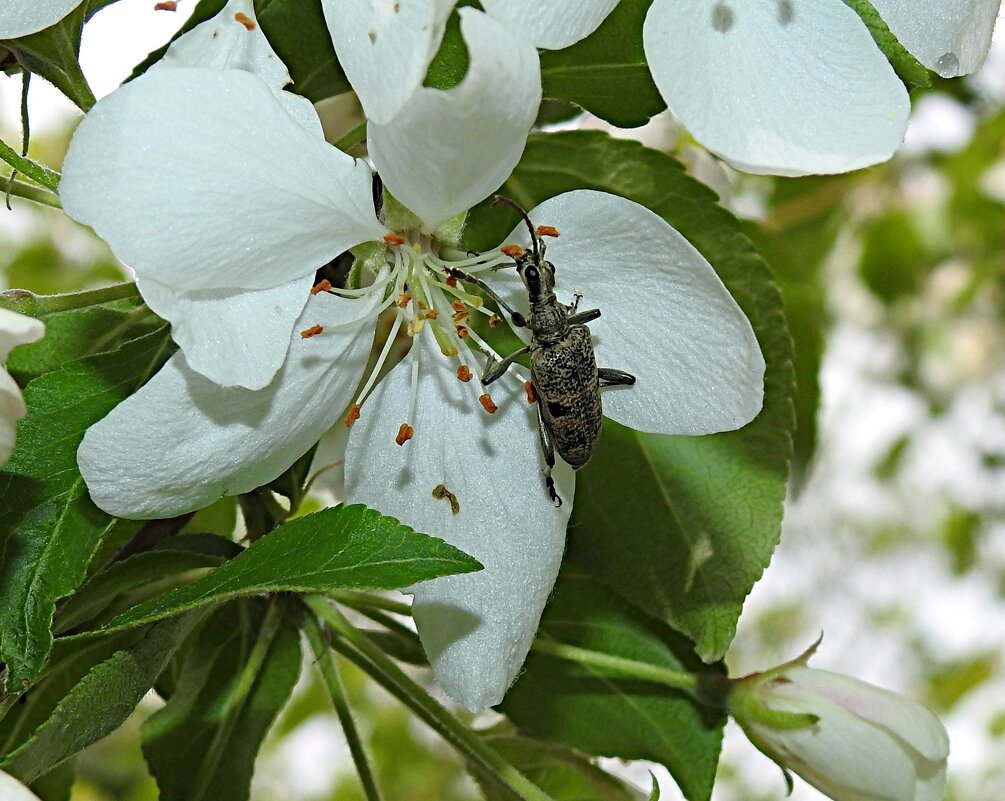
(453, 198, 636, 506)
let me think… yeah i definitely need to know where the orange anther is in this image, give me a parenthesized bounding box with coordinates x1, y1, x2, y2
(456, 326, 469, 338)
(445, 275, 458, 288)
(501, 244, 524, 258)
(311, 278, 333, 295)
(416, 300, 428, 311)
(425, 308, 439, 319)
(457, 365, 473, 383)
(397, 293, 412, 308)
(154, 1, 177, 9)
(488, 314, 501, 328)
(450, 300, 466, 313)
(344, 403, 361, 427)
(395, 423, 414, 446)
(300, 324, 324, 338)
(451, 310, 469, 325)
(479, 393, 498, 414)
(384, 232, 407, 247)
(536, 225, 559, 238)
(234, 11, 256, 29)
(524, 381, 537, 404)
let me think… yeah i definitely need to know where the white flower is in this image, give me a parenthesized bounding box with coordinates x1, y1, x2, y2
(0, 770, 43, 801)
(732, 665, 950, 801)
(0, 0, 81, 39)
(0, 308, 44, 468)
(642, 0, 1002, 175)
(58, 1, 764, 711)
(321, 0, 619, 124)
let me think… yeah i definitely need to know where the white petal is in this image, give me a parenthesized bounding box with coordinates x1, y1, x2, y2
(60, 69, 384, 291)
(761, 685, 920, 801)
(343, 329, 573, 712)
(643, 0, 911, 175)
(481, 0, 618, 49)
(0, 370, 28, 467)
(0, 771, 42, 801)
(368, 8, 541, 230)
(870, 0, 1001, 76)
(322, 0, 455, 124)
(0, 307, 45, 361)
(78, 291, 378, 519)
(786, 668, 949, 763)
(154, 0, 290, 90)
(0, 0, 80, 38)
(491, 190, 764, 435)
(138, 274, 314, 390)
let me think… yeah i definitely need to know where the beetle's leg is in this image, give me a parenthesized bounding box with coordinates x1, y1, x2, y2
(570, 292, 583, 313)
(533, 389, 563, 507)
(598, 367, 636, 387)
(482, 344, 532, 385)
(567, 308, 601, 326)
(445, 267, 526, 327)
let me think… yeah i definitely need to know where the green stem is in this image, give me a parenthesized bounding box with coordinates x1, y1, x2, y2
(334, 121, 367, 152)
(303, 611, 384, 801)
(217, 599, 284, 716)
(85, 304, 155, 355)
(305, 595, 555, 801)
(0, 138, 59, 191)
(328, 590, 412, 617)
(1, 175, 60, 208)
(0, 282, 139, 316)
(530, 638, 701, 694)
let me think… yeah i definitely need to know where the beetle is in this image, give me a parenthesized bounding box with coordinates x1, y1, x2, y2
(451, 198, 635, 506)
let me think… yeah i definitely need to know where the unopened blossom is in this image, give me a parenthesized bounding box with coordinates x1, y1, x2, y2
(0, 308, 44, 467)
(731, 663, 949, 801)
(321, 0, 619, 124)
(642, 0, 1002, 175)
(0, 0, 81, 39)
(59, 1, 763, 711)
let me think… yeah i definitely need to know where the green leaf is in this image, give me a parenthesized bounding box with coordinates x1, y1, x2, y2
(464, 130, 794, 662)
(0, 614, 201, 784)
(142, 599, 301, 801)
(540, 0, 665, 128)
(500, 573, 725, 801)
(0, 327, 173, 692)
(481, 736, 649, 801)
(96, 505, 482, 633)
(842, 0, 932, 88)
(130, 0, 351, 102)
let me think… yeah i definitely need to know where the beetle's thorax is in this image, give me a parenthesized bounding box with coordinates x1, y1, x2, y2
(517, 249, 567, 342)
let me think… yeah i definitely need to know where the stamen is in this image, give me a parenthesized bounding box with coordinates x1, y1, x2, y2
(353, 311, 404, 407)
(432, 484, 461, 515)
(451, 310, 470, 325)
(397, 293, 412, 308)
(479, 393, 498, 414)
(154, 1, 178, 10)
(300, 324, 324, 338)
(234, 11, 256, 29)
(502, 244, 524, 258)
(425, 308, 439, 319)
(457, 365, 473, 382)
(407, 316, 426, 336)
(524, 381, 537, 403)
(489, 314, 501, 328)
(456, 326, 469, 338)
(344, 403, 361, 427)
(395, 423, 414, 446)
(450, 300, 467, 313)
(536, 225, 560, 238)
(311, 279, 333, 295)
(384, 232, 407, 247)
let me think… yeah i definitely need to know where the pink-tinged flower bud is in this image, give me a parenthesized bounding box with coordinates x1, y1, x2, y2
(731, 665, 949, 801)
(0, 308, 44, 468)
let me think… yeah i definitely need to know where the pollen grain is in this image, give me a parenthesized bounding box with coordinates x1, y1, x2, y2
(300, 324, 324, 338)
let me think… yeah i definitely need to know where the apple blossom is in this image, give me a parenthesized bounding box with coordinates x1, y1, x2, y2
(642, 0, 1002, 175)
(0, 308, 44, 468)
(58, 1, 764, 711)
(0, 770, 42, 801)
(0, 0, 81, 39)
(731, 663, 949, 801)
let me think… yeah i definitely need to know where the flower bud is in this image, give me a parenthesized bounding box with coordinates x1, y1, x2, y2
(1, 308, 45, 468)
(731, 665, 949, 801)
(0, 770, 42, 801)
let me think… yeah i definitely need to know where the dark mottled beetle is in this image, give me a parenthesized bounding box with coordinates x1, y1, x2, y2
(452, 198, 635, 506)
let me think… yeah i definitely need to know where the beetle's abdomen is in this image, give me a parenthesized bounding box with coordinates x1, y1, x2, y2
(531, 325, 601, 468)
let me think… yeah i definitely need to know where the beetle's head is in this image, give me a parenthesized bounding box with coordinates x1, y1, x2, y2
(492, 196, 557, 299)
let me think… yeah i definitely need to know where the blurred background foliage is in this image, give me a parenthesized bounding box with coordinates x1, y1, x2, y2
(2, 16, 1004, 801)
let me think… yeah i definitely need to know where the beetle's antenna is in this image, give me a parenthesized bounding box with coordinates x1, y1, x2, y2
(492, 196, 540, 263)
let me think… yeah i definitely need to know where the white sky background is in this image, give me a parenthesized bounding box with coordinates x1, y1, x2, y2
(1, 3, 1004, 800)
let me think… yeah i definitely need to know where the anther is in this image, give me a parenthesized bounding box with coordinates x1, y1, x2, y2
(300, 324, 324, 338)
(234, 11, 256, 29)
(536, 225, 560, 238)
(524, 381, 537, 403)
(456, 326, 469, 338)
(416, 300, 428, 311)
(311, 279, 333, 295)
(407, 317, 426, 336)
(451, 310, 469, 325)
(344, 403, 361, 427)
(384, 232, 407, 247)
(501, 244, 524, 258)
(479, 393, 498, 414)
(432, 484, 460, 514)
(425, 308, 439, 319)
(457, 365, 473, 382)
(395, 423, 414, 446)
(397, 293, 412, 308)
(154, 1, 178, 9)
(488, 314, 502, 328)
(450, 300, 466, 313)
